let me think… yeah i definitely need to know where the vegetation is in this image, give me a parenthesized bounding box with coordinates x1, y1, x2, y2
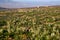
(0, 6, 60, 40)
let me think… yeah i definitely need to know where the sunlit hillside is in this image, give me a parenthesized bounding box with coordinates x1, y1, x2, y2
(0, 6, 60, 40)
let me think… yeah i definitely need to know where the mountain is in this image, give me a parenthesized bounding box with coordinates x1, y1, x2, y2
(0, 7, 9, 10)
(0, 7, 6, 9)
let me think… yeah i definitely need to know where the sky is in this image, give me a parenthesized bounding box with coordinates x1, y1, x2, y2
(0, 0, 60, 8)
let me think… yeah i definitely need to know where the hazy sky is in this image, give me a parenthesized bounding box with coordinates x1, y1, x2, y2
(0, 0, 60, 8)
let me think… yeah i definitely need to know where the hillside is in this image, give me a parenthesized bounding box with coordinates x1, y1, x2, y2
(0, 6, 60, 40)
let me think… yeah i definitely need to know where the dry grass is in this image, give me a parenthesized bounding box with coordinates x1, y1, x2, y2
(0, 6, 60, 40)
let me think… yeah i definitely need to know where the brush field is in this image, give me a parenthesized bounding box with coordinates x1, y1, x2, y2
(0, 6, 60, 40)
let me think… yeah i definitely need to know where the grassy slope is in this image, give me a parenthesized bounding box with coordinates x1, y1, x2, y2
(0, 6, 60, 40)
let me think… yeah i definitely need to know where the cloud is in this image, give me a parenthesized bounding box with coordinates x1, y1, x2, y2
(0, 0, 60, 8)
(12, 0, 56, 1)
